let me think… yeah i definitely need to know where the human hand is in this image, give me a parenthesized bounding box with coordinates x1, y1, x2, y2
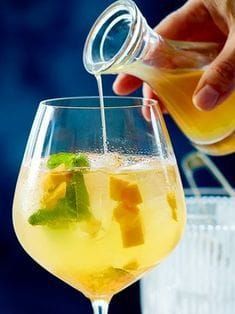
(113, 0, 235, 111)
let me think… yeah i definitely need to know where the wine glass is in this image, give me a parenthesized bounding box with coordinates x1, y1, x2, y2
(13, 96, 186, 314)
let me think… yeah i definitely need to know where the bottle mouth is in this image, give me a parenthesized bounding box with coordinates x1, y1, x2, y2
(83, 0, 141, 74)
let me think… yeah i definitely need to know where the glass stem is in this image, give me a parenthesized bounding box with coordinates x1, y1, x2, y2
(92, 300, 109, 314)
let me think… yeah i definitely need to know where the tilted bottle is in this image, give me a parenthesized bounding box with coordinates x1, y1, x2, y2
(83, 0, 235, 156)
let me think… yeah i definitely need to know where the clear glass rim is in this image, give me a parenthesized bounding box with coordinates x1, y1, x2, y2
(39, 96, 159, 110)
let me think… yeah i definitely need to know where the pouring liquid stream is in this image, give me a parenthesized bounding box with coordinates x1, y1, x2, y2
(95, 74, 108, 154)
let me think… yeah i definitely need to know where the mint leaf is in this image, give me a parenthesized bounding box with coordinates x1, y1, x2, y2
(28, 199, 77, 226)
(72, 172, 91, 220)
(65, 171, 91, 221)
(28, 174, 92, 226)
(47, 153, 89, 169)
(47, 153, 74, 169)
(73, 154, 90, 168)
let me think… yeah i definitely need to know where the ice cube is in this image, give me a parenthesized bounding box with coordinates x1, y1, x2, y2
(120, 158, 159, 171)
(90, 153, 124, 170)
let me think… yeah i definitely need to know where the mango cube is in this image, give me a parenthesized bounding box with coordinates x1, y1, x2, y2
(110, 177, 143, 205)
(42, 174, 55, 191)
(110, 177, 129, 201)
(42, 164, 71, 191)
(114, 203, 144, 248)
(113, 203, 139, 223)
(122, 183, 143, 205)
(111, 177, 144, 248)
(167, 191, 178, 221)
(120, 215, 144, 248)
(43, 182, 67, 209)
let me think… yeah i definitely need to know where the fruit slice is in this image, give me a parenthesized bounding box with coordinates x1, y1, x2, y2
(110, 177, 143, 205)
(43, 182, 67, 208)
(110, 177, 129, 201)
(122, 183, 143, 205)
(114, 203, 144, 248)
(167, 191, 178, 221)
(111, 177, 144, 248)
(42, 166, 71, 191)
(113, 203, 139, 222)
(120, 215, 144, 248)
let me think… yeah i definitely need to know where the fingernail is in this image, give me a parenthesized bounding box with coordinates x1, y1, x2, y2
(193, 84, 220, 110)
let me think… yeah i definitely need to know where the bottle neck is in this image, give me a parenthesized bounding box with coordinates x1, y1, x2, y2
(83, 0, 159, 74)
(83, 0, 219, 75)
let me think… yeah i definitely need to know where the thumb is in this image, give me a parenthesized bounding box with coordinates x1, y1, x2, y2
(193, 30, 235, 110)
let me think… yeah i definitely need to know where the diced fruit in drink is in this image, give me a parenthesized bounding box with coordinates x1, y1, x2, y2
(110, 177, 142, 205)
(113, 203, 139, 222)
(122, 183, 143, 205)
(120, 215, 144, 248)
(42, 173, 56, 191)
(42, 182, 67, 208)
(114, 203, 144, 248)
(111, 177, 144, 248)
(167, 191, 178, 221)
(110, 177, 129, 201)
(42, 167, 71, 191)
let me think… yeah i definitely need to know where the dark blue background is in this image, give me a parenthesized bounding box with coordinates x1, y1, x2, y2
(0, 1, 234, 313)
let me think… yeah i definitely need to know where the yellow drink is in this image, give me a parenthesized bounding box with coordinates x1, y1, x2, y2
(114, 63, 235, 155)
(13, 153, 186, 300)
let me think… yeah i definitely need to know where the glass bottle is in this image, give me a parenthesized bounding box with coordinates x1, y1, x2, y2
(83, 0, 235, 156)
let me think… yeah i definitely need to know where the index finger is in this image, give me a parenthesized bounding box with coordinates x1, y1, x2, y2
(113, 73, 142, 95)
